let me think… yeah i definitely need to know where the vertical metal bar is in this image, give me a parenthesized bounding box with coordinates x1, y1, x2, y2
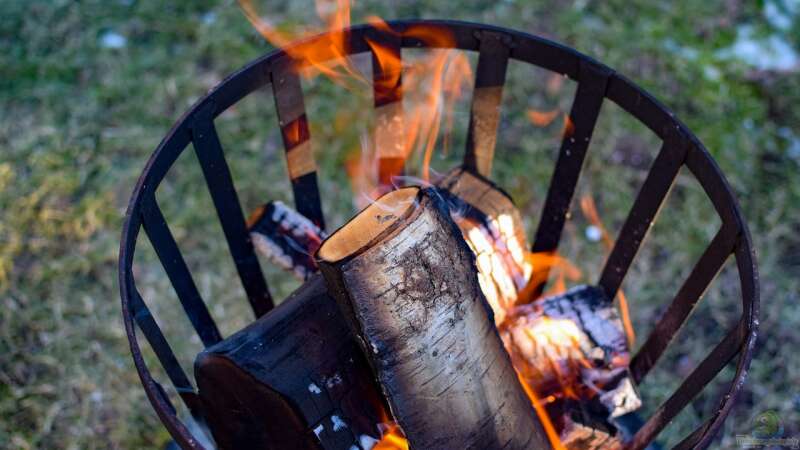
(370, 28, 404, 193)
(141, 196, 222, 347)
(463, 30, 511, 178)
(630, 224, 738, 383)
(530, 60, 611, 295)
(271, 56, 326, 230)
(191, 104, 274, 317)
(131, 290, 202, 415)
(626, 322, 744, 450)
(598, 135, 688, 298)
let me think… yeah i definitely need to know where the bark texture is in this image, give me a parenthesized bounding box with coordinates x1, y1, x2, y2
(195, 274, 387, 450)
(317, 187, 550, 450)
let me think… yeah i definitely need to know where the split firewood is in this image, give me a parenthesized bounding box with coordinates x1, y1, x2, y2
(501, 285, 642, 421)
(248, 201, 327, 280)
(317, 186, 550, 450)
(436, 167, 531, 325)
(559, 406, 622, 450)
(247, 166, 532, 308)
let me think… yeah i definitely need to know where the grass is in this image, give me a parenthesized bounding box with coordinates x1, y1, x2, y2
(1, 0, 799, 448)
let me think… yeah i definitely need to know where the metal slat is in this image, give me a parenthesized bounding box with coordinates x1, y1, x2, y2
(191, 104, 274, 317)
(141, 197, 222, 347)
(530, 60, 611, 295)
(463, 30, 511, 178)
(370, 29, 404, 192)
(131, 290, 202, 416)
(626, 322, 744, 450)
(672, 419, 712, 450)
(630, 225, 738, 383)
(271, 56, 326, 230)
(598, 136, 688, 298)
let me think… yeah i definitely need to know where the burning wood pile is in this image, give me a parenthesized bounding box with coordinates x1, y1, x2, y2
(233, 174, 642, 450)
(194, 3, 647, 449)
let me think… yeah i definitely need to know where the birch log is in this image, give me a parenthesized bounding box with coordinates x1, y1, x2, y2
(317, 186, 550, 450)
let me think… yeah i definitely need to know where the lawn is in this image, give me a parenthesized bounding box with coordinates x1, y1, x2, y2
(1, 0, 799, 449)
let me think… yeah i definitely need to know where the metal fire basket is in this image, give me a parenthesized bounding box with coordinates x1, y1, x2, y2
(118, 20, 759, 450)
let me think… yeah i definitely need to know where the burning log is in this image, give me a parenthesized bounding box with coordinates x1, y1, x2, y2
(247, 166, 532, 301)
(437, 167, 531, 325)
(501, 285, 642, 423)
(317, 186, 550, 450)
(248, 201, 326, 280)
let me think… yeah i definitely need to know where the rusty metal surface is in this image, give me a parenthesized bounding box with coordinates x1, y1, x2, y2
(119, 20, 759, 449)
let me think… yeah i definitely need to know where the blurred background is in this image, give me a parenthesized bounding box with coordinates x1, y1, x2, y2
(1, 0, 799, 448)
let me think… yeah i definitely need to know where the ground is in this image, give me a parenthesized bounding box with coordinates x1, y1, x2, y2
(1, 0, 799, 449)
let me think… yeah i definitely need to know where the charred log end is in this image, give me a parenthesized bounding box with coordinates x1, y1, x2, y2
(317, 186, 551, 450)
(195, 274, 387, 450)
(195, 353, 317, 450)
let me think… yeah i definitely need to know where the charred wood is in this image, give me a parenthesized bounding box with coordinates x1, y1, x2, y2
(317, 187, 550, 450)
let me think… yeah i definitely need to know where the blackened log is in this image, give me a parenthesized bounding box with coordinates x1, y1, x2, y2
(248, 201, 326, 280)
(317, 186, 550, 450)
(195, 274, 386, 450)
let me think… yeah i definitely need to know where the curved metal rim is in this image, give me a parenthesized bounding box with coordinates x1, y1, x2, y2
(118, 19, 759, 449)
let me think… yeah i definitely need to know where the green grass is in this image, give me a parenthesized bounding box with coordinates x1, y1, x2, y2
(1, 1, 799, 448)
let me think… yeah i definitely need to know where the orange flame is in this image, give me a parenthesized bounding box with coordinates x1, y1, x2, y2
(516, 370, 567, 450)
(562, 114, 575, 139)
(240, 4, 630, 448)
(241, 0, 471, 207)
(520, 251, 582, 301)
(373, 423, 409, 450)
(527, 109, 560, 127)
(579, 195, 636, 347)
(239, 0, 367, 87)
(373, 407, 409, 449)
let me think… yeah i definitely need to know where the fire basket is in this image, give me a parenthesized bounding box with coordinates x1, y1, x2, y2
(118, 20, 759, 450)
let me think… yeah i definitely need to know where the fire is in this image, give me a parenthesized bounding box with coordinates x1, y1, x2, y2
(239, 0, 366, 87)
(503, 314, 594, 401)
(562, 114, 575, 139)
(527, 109, 560, 127)
(516, 370, 567, 450)
(372, 408, 409, 450)
(460, 213, 532, 325)
(373, 423, 409, 450)
(520, 250, 582, 301)
(240, 0, 471, 208)
(579, 195, 636, 346)
(240, 3, 633, 447)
